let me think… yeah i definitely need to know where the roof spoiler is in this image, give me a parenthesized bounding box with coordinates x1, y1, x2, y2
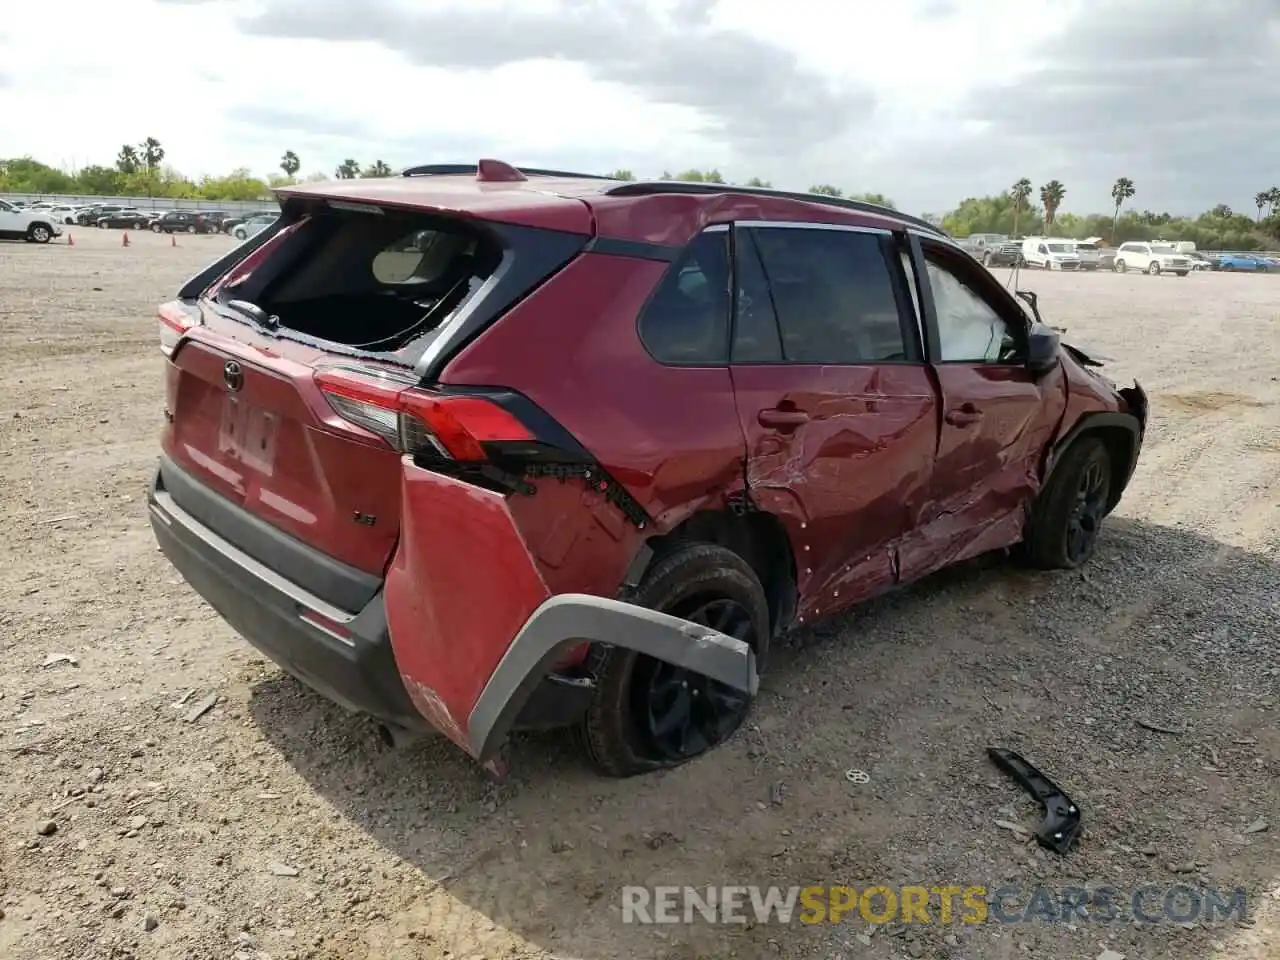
(401, 160, 618, 182)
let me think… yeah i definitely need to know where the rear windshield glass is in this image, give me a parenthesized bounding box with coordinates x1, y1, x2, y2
(1151, 245, 1177, 253)
(1076, 243, 1097, 250)
(1047, 243, 1070, 252)
(214, 209, 501, 354)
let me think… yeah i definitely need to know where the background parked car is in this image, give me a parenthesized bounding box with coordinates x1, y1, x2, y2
(152, 211, 201, 234)
(76, 204, 124, 225)
(230, 213, 277, 240)
(1071, 241, 1102, 270)
(1112, 242, 1191, 276)
(47, 204, 81, 224)
(195, 211, 232, 234)
(1216, 253, 1266, 272)
(0, 197, 62, 243)
(96, 209, 151, 229)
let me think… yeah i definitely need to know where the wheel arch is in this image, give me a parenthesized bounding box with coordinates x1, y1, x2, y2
(1044, 412, 1143, 513)
(629, 508, 798, 638)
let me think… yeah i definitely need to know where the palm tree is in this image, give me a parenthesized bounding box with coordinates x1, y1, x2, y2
(1040, 180, 1066, 232)
(1256, 191, 1270, 222)
(116, 145, 140, 175)
(140, 137, 165, 172)
(1268, 187, 1280, 218)
(1111, 177, 1135, 239)
(334, 158, 360, 179)
(1010, 178, 1032, 237)
(361, 160, 393, 177)
(280, 150, 301, 179)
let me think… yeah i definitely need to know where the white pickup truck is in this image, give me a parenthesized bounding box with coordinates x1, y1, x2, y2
(0, 198, 63, 243)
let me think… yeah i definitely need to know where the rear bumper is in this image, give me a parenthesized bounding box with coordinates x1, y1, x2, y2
(148, 471, 427, 731)
(149, 460, 757, 765)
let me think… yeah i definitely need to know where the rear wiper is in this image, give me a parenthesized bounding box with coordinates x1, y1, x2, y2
(225, 298, 280, 332)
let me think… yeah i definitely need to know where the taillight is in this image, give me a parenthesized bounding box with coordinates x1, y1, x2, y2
(158, 301, 194, 357)
(313, 363, 533, 461)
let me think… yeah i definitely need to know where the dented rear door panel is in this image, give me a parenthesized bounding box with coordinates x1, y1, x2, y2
(730, 364, 937, 620)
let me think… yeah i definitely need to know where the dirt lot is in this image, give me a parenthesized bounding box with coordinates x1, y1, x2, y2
(1, 226, 1277, 960)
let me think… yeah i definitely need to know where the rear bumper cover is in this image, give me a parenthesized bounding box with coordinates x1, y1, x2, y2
(148, 460, 757, 765)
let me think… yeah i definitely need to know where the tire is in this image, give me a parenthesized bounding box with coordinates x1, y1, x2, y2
(27, 223, 52, 244)
(133, 221, 144, 230)
(186, 225, 196, 234)
(1176, 271, 1189, 277)
(1022, 436, 1112, 570)
(1147, 261, 1160, 275)
(1114, 259, 1126, 273)
(580, 542, 770, 777)
(151, 222, 162, 233)
(1221, 264, 1233, 272)
(233, 229, 247, 240)
(98, 221, 109, 229)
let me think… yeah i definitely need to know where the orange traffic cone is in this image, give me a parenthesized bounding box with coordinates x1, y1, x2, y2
(171, 234, 177, 248)
(67, 233, 74, 247)
(122, 231, 130, 247)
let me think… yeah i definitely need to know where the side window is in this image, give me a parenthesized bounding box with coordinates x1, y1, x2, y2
(637, 230, 731, 364)
(923, 250, 1021, 364)
(1039, 244, 1049, 254)
(749, 227, 907, 364)
(0, 200, 13, 213)
(731, 229, 783, 362)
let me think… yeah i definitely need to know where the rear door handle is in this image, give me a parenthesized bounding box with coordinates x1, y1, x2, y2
(758, 408, 811, 429)
(944, 405, 983, 427)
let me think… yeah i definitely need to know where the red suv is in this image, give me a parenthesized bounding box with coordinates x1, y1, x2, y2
(148, 160, 1147, 776)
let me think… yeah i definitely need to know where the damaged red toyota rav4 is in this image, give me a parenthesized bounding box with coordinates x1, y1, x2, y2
(149, 160, 1147, 776)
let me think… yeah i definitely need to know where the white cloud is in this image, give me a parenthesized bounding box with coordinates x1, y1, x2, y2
(1, 0, 1271, 214)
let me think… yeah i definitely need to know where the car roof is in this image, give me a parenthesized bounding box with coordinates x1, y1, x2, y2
(274, 158, 946, 246)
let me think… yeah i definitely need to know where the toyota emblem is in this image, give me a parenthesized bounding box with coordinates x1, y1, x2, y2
(223, 360, 244, 392)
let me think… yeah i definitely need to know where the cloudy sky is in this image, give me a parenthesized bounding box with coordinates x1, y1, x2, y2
(2, 0, 1276, 215)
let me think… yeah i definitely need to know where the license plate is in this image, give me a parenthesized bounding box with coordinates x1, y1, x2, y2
(218, 396, 279, 476)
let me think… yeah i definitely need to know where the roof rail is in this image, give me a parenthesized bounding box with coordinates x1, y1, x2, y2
(401, 162, 618, 180)
(602, 181, 947, 237)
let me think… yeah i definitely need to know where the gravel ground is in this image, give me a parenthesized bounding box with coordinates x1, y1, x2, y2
(0, 228, 1277, 960)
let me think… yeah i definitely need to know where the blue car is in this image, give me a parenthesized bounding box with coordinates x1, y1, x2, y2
(1216, 253, 1269, 272)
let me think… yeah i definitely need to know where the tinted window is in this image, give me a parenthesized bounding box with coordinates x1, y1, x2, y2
(749, 227, 906, 364)
(731, 230, 783, 362)
(924, 251, 1020, 363)
(638, 230, 731, 364)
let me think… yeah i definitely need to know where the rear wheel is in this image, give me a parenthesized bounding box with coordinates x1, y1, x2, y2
(1114, 259, 1126, 273)
(186, 225, 196, 234)
(1176, 271, 1189, 277)
(1022, 436, 1112, 569)
(581, 543, 769, 777)
(98, 221, 109, 230)
(151, 222, 163, 233)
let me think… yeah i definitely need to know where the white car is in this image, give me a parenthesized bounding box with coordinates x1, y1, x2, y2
(1112, 242, 1191, 277)
(1021, 237, 1082, 270)
(0, 198, 63, 243)
(47, 204, 82, 224)
(1070, 241, 1102, 270)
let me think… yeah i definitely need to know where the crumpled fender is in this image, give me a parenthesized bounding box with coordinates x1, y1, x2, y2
(384, 461, 757, 762)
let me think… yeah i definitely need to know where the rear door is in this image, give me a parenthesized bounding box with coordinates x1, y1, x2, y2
(897, 236, 1067, 579)
(728, 221, 938, 621)
(0, 199, 22, 238)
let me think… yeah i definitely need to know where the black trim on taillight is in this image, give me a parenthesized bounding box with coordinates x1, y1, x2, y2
(408, 384, 652, 531)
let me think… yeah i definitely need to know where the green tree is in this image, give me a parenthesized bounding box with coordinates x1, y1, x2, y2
(140, 138, 164, 171)
(1040, 180, 1066, 232)
(361, 160, 393, 177)
(280, 150, 301, 179)
(1255, 191, 1270, 222)
(1267, 187, 1280, 217)
(607, 169, 636, 180)
(744, 176, 772, 188)
(850, 192, 895, 209)
(75, 164, 124, 195)
(1210, 204, 1233, 219)
(1110, 177, 1135, 240)
(808, 184, 843, 197)
(334, 158, 360, 179)
(116, 145, 140, 175)
(1011, 179, 1032, 237)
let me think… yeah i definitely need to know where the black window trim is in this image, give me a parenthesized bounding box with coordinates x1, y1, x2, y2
(728, 220, 924, 367)
(633, 223, 733, 368)
(907, 231, 1031, 366)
